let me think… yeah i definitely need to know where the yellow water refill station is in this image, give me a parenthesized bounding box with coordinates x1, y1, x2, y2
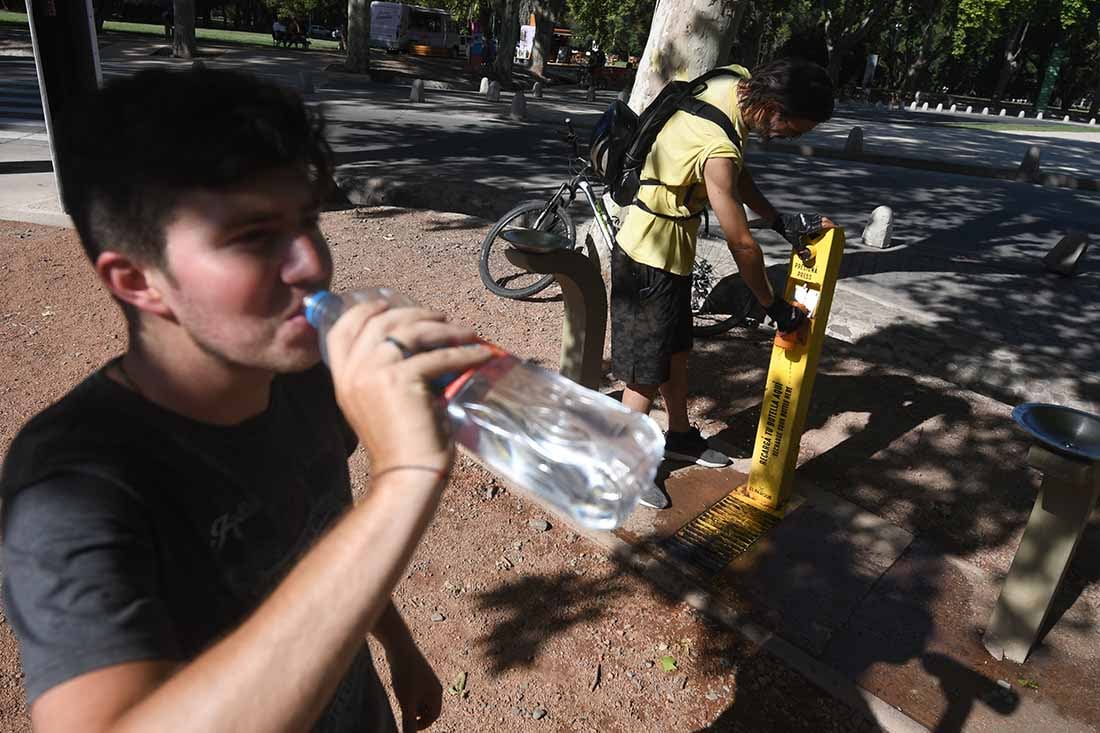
(737, 228, 846, 514)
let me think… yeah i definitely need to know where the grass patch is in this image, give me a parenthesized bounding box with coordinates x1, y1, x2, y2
(0, 11, 340, 52)
(943, 121, 1099, 134)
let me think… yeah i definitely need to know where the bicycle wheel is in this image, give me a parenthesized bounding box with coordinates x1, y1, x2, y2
(691, 237, 756, 337)
(479, 201, 576, 300)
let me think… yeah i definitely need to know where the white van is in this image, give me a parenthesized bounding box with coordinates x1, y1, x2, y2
(370, 2, 465, 56)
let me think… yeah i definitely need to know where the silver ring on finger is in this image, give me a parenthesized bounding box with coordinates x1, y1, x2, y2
(384, 335, 414, 359)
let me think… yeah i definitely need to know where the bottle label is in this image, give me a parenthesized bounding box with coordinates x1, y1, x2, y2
(440, 341, 511, 401)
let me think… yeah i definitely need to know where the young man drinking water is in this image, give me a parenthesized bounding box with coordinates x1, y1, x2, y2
(1, 68, 491, 731)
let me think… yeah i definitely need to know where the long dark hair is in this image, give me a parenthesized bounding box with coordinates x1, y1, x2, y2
(741, 58, 835, 122)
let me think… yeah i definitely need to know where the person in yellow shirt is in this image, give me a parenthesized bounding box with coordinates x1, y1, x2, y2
(612, 58, 837, 508)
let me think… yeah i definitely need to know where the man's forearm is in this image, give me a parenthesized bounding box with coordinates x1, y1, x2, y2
(113, 473, 445, 733)
(737, 168, 778, 225)
(728, 240, 775, 307)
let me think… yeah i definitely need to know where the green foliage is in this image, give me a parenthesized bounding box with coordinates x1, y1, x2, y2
(566, 0, 655, 54)
(263, 0, 345, 21)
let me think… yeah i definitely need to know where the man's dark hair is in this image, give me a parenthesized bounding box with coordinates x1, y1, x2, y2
(59, 68, 333, 265)
(741, 58, 835, 123)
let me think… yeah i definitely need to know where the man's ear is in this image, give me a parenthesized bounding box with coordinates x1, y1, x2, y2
(95, 251, 174, 319)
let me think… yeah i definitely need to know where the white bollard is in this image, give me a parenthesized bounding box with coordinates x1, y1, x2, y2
(1037, 111, 1044, 120)
(1063, 115, 1070, 123)
(1091, 118, 1097, 126)
(950, 104, 957, 112)
(532, 81, 543, 99)
(510, 90, 528, 121)
(409, 79, 425, 103)
(844, 126, 864, 155)
(921, 102, 929, 111)
(479, 77, 490, 95)
(1018, 110, 1026, 118)
(982, 107, 989, 114)
(862, 206, 894, 249)
(910, 101, 918, 111)
(935, 103, 943, 111)
(487, 81, 501, 102)
(1000, 108, 1007, 116)
(966, 105, 973, 113)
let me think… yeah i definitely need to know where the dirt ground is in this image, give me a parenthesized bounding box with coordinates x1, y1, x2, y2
(0, 213, 884, 733)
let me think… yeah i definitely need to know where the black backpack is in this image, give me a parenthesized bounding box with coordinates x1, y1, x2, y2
(589, 67, 745, 212)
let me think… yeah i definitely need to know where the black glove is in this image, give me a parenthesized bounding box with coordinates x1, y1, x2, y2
(772, 213, 825, 249)
(765, 296, 809, 333)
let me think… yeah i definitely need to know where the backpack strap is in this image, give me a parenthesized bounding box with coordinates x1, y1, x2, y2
(687, 66, 746, 93)
(629, 67, 746, 218)
(632, 199, 703, 222)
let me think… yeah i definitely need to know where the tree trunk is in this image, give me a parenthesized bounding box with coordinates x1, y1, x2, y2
(991, 18, 1029, 106)
(529, 8, 552, 79)
(173, 0, 197, 59)
(346, 0, 370, 74)
(824, 0, 898, 86)
(902, 16, 937, 93)
(493, 0, 521, 87)
(629, 0, 742, 112)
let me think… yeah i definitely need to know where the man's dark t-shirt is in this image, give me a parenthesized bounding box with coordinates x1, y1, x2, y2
(0, 364, 396, 731)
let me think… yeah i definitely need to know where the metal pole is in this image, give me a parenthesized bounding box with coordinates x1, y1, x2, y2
(26, 0, 101, 211)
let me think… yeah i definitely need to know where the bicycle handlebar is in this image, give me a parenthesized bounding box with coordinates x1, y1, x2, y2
(563, 117, 580, 159)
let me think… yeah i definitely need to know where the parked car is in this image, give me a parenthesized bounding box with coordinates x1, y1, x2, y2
(308, 25, 331, 40)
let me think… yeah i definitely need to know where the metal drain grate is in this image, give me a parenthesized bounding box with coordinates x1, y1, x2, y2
(660, 493, 781, 577)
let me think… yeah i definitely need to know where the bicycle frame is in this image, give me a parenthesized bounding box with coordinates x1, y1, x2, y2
(534, 167, 617, 255)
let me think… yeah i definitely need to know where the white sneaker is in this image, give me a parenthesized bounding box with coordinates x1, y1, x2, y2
(638, 483, 670, 509)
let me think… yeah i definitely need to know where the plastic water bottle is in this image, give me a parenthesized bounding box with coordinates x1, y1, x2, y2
(304, 289, 664, 530)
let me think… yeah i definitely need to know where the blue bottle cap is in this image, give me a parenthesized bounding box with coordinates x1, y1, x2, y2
(304, 290, 335, 328)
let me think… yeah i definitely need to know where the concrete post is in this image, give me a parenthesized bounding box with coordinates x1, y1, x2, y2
(532, 81, 543, 98)
(509, 90, 528, 121)
(1043, 232, 1089, 276)
(1016, 145, 1041, 183)
(503, 248, 607, 389)
(479, 77, 490, 95)
(487, 81, 501, 102)
(984, 444, 1100, 663)
(409, 79, 425, 103)
(844, 126, 863, 155)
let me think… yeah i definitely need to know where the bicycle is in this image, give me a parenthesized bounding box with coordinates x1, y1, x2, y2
(478, 118, 784, 337)
(478, 118, 618, 300)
